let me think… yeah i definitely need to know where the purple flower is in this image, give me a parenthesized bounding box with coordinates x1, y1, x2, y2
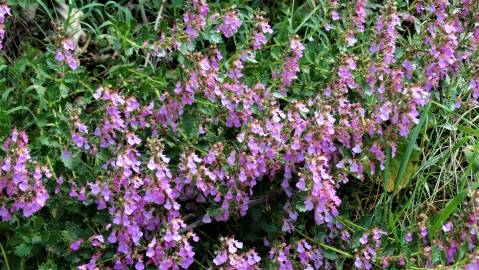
(72, 133, 86, 148)
(0, 4, 10, 50)
(62, 38, 75, 51)
(202, 214, 212, 223)
(54, 51, 65, 61)
(54, 37, 80, 70)
(420, 226, 428, 238)
(66, 56, 79, 70)
(405, 232, 413, 243)
(135, 261, 144, 270)
(70, 239, 84, 251)
(354, 0, 367, 33)
(252, 32, 267, 50)
(466, 259, 479, 270)
(213, 251, 228, 265)
(218, 10, 241, 38)
(331, 10, 340, 21)
(442, 221, 453, 233)
(354, 256, 363, 268)
(470, 78, 479, 100)
(0, 207, 11, 221)
(0, 5, 11, 23)
(359, 233, 369, 245)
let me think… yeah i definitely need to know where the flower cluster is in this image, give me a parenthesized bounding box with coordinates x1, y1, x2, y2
(0, 3, 10, 50)
(251, 14, 272, 51)
(0, 129, 50, 221)
(279, 37, 304, 94)
(66, 2, 478, 267)
(69, 87, 199, 270)
(2, 0, 479, 269)
(183, 0, 209, 40)
(55, 38, 80, 70)
(218, 10, 241, 38)
(404, 192, 479, 268)
(353, 0, 367, 33)
(212, 237, 261, 269)
(353, 228, 386, 269)
(269, 239, 332, 270)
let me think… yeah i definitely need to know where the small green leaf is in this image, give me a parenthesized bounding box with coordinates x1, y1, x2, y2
(59, 83, 69, 98)
(431, 246, 441, 265)
(322, 249, 339, 260)
(61, 150, 74, 169)
(207, 205, 223, 217)
(293, 191, 308, 213)
(15, 243, 32, 257)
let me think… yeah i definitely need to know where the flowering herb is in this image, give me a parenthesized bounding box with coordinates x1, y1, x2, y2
(0, 0, 479, 269)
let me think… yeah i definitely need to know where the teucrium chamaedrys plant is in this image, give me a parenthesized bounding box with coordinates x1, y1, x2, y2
(0, 0, 479, 269)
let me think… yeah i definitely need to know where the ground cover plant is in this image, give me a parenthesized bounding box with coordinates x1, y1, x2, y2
(0, 0, 479, 269)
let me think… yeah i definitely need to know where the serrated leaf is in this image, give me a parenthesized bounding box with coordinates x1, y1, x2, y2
(431, 246, 441, 265)
(208, 32, 222, 44)
(61, 150, 74, 169)
(207, 205, 223, 217)
(180, 113, 199, 138)
(322, 249, 339, 260)
(32, 84, 48, 110)
(31, 234, 42, 244)
(38, 136, 61, 148)
(293, 191, 308, 212)
(15, 243, 32, 257)
(59, 83, 69, 98)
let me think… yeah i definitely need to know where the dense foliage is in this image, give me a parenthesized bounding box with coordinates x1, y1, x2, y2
(1, 0, 479, 269)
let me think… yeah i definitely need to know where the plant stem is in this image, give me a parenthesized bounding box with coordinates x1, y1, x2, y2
(336, 216, 397, 242)
(294, 228, 353, 259)
(46, 156, 58, 180)
(0, 241, 11, 270)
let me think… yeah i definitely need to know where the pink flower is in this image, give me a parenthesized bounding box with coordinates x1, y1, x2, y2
(218, 10, 241, 38)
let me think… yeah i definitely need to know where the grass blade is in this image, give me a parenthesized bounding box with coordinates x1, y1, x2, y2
(392, 103, 431, 194)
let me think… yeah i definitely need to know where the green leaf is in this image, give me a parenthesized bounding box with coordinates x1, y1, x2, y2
(38, 136, 60, 148)
(180, 113, 199, 139)
(207, 32, 222, 44)
(322, 249, 339, 260)
(293, 191, 308, 212)
(386, 141, 421, 192)
(31, 84, 48, 110)
(59, 83, 69, 98)
(15, 243, 32, 257)
(207, 205, 223, 217)
(61, 150, 74, 169)
(390, 103, 430, 193)
(31, 234, 42, 244)
(431, 246, 441, 265)
(335, 257, 346, 270)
